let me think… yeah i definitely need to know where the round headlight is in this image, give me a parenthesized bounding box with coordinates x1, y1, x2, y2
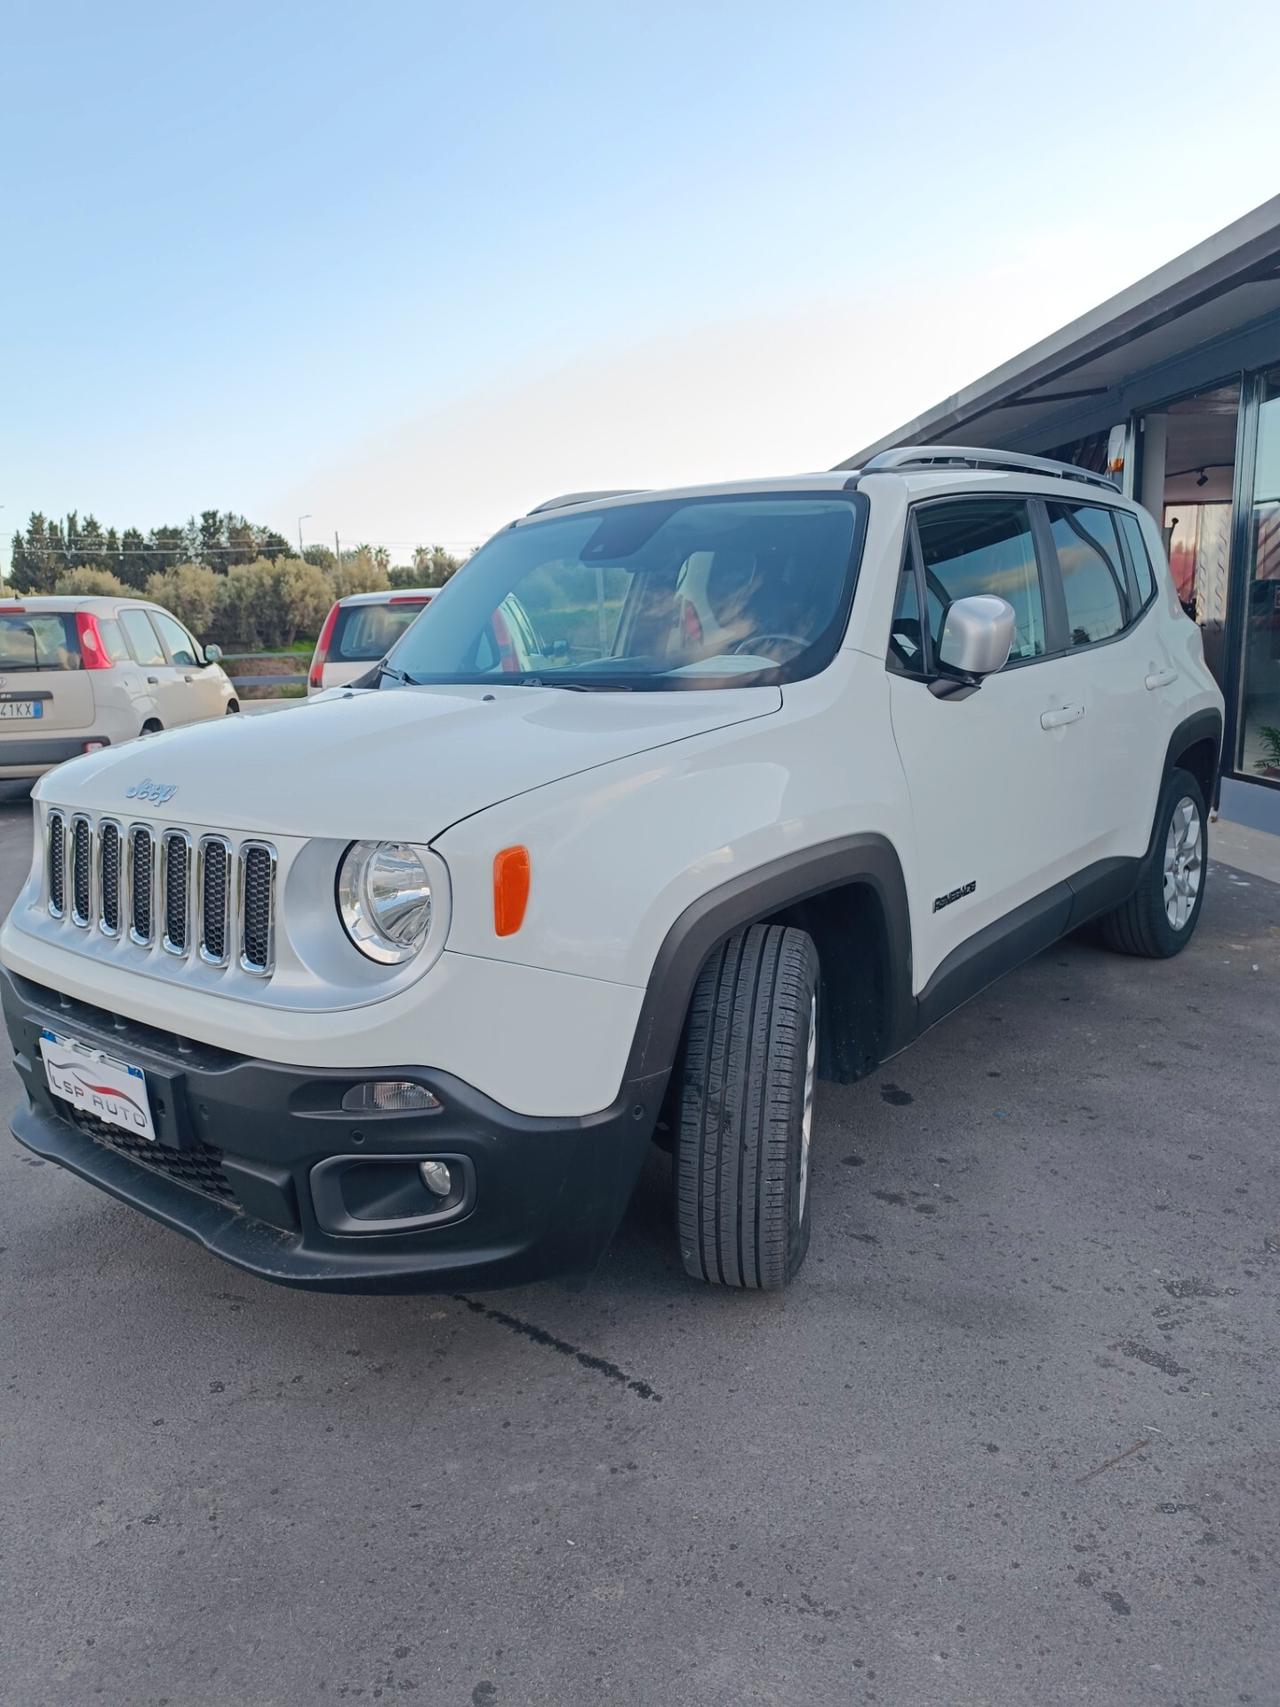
(337, 841, 433, 964)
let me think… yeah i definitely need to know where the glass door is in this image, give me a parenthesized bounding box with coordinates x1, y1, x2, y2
(1238, 368, 1280, 781)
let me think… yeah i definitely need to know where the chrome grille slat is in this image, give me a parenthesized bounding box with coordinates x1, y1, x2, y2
(161, 831, 191, 956)
(70, 815, 93, 927)
(47, 812, 66, 917)
(198, 836, 232, 966)
(238, 842, 276, 975)
(98, 820, 122, 936)
(43, 811, 276, 980)
(129, 825, 155, 945)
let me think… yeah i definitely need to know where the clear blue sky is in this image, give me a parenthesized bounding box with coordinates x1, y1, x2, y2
(4, 0, 1280, 559)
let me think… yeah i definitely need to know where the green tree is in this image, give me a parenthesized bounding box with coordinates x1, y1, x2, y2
(54, 567, 135, 599)
(117, 528, 150, 590)
(410, 544, 466, 588)
(11, 514, 69, 590)
(330, 547, 389, 600)
(145, 563, 221, 637)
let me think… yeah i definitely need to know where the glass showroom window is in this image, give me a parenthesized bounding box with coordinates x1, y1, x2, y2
(1239, 369, 1280, 781)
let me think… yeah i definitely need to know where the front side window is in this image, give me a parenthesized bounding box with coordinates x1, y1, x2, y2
(119, 609, 166, 667)
(915, 498, 1046, 663)
(1048, 503, 1128, 646)
(384, 494, 864, 691)
(152, 610, 200, 666)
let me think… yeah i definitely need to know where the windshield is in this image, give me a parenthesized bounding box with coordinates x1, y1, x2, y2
(0, 612, 82, 671)
(383, 493, 864, 690)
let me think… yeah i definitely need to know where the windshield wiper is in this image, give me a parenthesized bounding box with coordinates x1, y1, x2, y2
(376, 662, 419, 687)
(513, 675, 590, 691)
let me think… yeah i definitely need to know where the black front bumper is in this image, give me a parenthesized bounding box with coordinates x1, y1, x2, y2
(2, 967, 666, 1293)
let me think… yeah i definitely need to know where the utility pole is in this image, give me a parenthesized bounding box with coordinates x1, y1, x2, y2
(334, 530, 340, 567)
(297, 513, 312, 556)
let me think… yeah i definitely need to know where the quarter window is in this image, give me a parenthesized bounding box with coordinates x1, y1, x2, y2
(887, 564, 925, 673)
(915, 498, 1046, 662)
(119, 609, 166, 667)
(1048, 503, 1128, 646)
(1117, 509, 1158, 607)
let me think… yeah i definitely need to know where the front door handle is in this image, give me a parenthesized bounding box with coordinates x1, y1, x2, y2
(1040, 704, 1085, 730)
(146, 676, 159, 685)
(1145, 666, 1178, 690)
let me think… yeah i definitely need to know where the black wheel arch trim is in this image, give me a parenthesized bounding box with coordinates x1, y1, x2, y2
(623, 832, 915, 1084)
(1161, 707, 1222, 828)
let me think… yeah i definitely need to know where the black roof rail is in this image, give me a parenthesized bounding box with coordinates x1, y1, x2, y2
(859, 443, 1119, 492)
(526, 488, 646, 515)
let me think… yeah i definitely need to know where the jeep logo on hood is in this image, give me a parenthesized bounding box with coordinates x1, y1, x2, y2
(125, 778, 178, 806)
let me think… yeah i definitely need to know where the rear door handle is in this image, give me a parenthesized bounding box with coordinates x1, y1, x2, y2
(1145, 667, 1177, 690)
(1040, 704, 1085, 730)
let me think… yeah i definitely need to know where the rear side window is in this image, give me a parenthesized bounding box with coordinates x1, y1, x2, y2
(119, 609, 166, 667)
(332, 601, 429, 662)
(1047, 503, 1128, 646)
(98, 618, 126, 663)
(0, 612, 81, 670)
(915, 498, 1046, 662)
(1117, 510, 1158, 607)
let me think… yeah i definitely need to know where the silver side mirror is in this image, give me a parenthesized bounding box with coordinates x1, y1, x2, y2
(204, 643, 223, 663)
(936, 595, 1016, 677)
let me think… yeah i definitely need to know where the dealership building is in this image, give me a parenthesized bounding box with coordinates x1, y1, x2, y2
(841, 194, 1280, 833)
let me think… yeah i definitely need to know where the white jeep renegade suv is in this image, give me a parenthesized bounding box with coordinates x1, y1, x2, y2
(0, 447, 1223, 1292)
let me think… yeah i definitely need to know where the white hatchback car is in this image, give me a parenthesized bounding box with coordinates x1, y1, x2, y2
(0, 596, 237, 780)
(307, 589, 435, 693)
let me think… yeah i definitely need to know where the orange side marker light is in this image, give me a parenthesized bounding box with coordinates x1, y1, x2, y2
(493, 845, 531, 936)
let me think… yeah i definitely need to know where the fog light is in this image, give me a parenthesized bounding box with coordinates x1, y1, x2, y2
(82, 740, 107, 754)
(419, 1159, 453, 1197)
(341, 1080, 441, 1113)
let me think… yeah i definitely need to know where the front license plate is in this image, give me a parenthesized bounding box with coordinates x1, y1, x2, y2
(40, 1029, 157, 1142)
(0, 701, 41, 719)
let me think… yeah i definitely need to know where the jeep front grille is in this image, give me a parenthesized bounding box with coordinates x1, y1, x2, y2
(45, 812, 277, 979)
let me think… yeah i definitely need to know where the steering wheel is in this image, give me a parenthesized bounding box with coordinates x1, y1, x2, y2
(730, 632, 809, 663)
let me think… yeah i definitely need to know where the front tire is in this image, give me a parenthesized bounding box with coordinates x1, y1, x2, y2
(674, 924, 819, 1289)
(1099, 766, 1207, 958)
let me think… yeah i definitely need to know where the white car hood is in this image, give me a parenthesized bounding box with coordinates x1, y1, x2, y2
(35, 682, 782, 839)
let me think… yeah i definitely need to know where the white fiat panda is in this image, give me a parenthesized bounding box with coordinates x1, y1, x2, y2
(0, 596, 237, 779)
(0, 449, 1223, 1292)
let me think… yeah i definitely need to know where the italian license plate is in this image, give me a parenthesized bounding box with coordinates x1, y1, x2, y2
(41, 1029, 157, 1141)
(0, 701, 41, 719)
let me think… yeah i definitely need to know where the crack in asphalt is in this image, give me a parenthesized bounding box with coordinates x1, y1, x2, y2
(453, 1295, 662, 1402)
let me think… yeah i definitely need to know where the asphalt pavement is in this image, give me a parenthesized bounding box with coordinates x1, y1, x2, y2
(0, 786, 1277, 1707)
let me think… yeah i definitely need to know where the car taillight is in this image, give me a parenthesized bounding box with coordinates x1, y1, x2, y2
(310, 602, 340, 690)
(389, 595, 431, 607)
(75, 611, 112, 670)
